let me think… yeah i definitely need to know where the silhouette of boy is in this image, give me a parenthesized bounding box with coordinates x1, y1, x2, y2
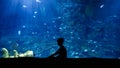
(48, 37, 67, 58)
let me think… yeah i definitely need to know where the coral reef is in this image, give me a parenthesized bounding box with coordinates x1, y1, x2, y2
(1, 48, 34, 58)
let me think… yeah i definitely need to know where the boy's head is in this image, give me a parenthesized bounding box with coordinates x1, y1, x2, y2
(57, 38, 64, 45)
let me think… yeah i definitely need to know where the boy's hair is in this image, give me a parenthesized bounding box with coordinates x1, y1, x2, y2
(57, 38, 64, 43)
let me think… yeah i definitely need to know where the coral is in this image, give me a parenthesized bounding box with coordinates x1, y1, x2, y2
(13, 50, 19, 58)
(18, 50, 34, 57)
(1, 48, 34, 58)
(1, 48, 9, 58)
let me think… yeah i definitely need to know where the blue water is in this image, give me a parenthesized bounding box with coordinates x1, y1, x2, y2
(0, 0, 120, 58)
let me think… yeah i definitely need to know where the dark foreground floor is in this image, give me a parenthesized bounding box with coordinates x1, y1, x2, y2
(0, 57, 120, 66)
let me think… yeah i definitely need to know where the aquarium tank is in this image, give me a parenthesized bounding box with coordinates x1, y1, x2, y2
(0, 0, 120, 58)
